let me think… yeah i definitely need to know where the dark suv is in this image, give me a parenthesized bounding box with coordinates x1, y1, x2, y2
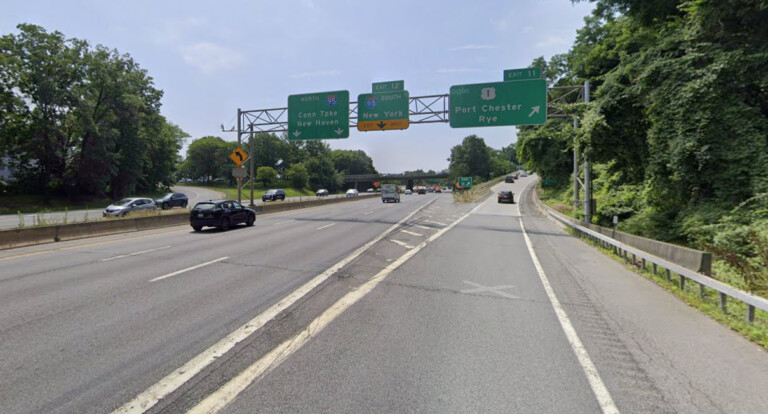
(155, 192, 188, 209)
(262, 189, 286, 202)
(504, 175, 515, 183)
(190, 200, 255, 231)
(497, 191, 515, 204)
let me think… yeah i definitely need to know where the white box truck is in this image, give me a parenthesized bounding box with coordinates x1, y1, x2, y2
(381, 184, 400, 203)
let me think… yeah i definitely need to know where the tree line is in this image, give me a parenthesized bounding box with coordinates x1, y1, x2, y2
(181, 135, 377, 192)
(516, 0, 768, 291)
(0, 24, 186, 200)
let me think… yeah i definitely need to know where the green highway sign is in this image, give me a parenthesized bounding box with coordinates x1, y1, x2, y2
(357, 90, 410, 131)
(449, 79, 547, 128)
(504, 67, 541, 81)
(288, 90, 349, 140)
(372, 80, 404, 93)
(458, 177, 473, 188)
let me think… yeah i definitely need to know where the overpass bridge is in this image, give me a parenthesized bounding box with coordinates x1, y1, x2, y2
(343, 172, 450, 191)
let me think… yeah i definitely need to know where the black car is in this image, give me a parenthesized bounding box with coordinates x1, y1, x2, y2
(316, 189, 329, 197)
(155, 192, 188, 209)
(497, 191, 515, 204)
(417, 188, 427, 195)
(262, 189, 286, 201)
(505, 175, 515, 183)
(190, 200, 255, 231)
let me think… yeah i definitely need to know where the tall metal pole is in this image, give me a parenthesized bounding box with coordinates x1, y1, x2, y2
(237, 108, 242, 204)
(249, 124, 255, 206)
(583, 80, 591, 223)
(573, 117, 579, 210)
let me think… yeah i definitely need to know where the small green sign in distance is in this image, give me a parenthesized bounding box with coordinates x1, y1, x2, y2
(372, 80, 404, 93)
(449, 79, 547, 128)
(504, 67, 541, 81)
(357, 90, 410, 131)
(458, 177, 473, 188)
(288, 90, 350, 140)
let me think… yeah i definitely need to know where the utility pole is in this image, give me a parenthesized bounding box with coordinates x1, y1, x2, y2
(583, 80, 591, 223)
(237, 108, 242, 204)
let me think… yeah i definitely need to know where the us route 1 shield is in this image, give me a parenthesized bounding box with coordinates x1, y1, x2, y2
(449, 79, 547, 128)
(288, 90, 350, 140)
(357, 90, 410, 131)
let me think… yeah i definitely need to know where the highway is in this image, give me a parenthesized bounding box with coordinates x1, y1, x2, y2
(1, 177, 767, 413)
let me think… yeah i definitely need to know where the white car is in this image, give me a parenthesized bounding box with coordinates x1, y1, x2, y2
(345, 189, 359, 197)
(103, 197, 157, 217)
(405, 189, 412, 195)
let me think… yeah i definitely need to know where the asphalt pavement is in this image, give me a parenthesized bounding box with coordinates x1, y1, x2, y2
(2, 180, 768, 413)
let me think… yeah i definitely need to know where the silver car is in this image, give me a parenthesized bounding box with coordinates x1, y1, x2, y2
(103, 197, 157, 217)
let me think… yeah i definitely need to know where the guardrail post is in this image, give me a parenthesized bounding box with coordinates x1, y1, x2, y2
(747, 305, 755, 323)
(665, 268, 671, 282)
(699, 283, 706, 298)
(680, 275, 686, 291)
(641, 258, 646, 270)
(652, 263, 657, 275)
(719, 293, 727, 313)
(632, 253, 637, 266)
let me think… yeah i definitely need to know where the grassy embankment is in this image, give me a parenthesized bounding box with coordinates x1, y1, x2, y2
(537, 183, 768, 349)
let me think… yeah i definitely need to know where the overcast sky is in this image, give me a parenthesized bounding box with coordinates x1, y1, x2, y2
(2, 0, 594, 173)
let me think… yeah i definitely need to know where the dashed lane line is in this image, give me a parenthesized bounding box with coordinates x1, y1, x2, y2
(389, 239, 415, 249)
(102, 246, 171, 262)
(149, 257, 229, 283)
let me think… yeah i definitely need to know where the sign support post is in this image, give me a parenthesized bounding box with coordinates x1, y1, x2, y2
(249, 123, 255, 206)
(237, 108, 242, 204)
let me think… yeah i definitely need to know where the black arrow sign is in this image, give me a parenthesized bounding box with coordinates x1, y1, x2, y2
(236, 152, 243, 162)
(377, 122, 387, 129)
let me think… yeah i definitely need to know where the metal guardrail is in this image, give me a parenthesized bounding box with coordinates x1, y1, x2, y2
(541, 203, 768, 324)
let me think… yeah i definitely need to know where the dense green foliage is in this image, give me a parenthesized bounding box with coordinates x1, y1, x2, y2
(447, 135, 518, 182)
(519, 0, 768, 292)
(0, 24, 186, 199)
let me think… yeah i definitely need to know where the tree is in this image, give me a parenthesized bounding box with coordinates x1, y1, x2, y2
(256, 166, 277, 187)
(285, 163, 308, 189)
(331, 150, 377, 174)
(183, 136, 232, 183)
(448, 135, 491, 180)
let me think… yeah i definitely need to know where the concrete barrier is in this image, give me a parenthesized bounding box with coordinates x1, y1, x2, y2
(0, 193, 376, 251)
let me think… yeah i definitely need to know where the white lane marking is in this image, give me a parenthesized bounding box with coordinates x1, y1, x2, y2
(102, 246, 171, 262)
(389, 239, 414, 249)
(149, 257, 228, 283)
(272, 219, 295, 226)
(460, 281, 520, 299)
(518, 200, 619, 413)
(401, 230, 423, 237)
(317, 223, 336, 230)
(424, 220, 447, 227)
(414, 225, 431, 230)
(189, 194, 486, 414)
(113, 198, 438, 414)
(363, 211, 374, 215)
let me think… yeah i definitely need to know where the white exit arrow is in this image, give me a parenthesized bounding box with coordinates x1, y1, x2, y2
(528, 106, 540, 117)
(335, 128, 344, 135)
(292, 130, 301, 137)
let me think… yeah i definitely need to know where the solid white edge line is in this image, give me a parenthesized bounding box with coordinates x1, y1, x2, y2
(517, 182, 620, 414)
(112, 198, 437, 414)
(188, 194, 486, 413)
(149, 257, 229, 282)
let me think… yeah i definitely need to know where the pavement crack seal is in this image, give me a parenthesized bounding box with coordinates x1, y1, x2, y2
(112, 197, 438, 414)
(186, 199, 488, 414)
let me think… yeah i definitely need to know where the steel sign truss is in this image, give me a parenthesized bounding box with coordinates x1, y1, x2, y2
(238, 94, 451, 136)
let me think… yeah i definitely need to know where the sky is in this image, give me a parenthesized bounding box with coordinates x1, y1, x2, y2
(1, 0, 595, 174)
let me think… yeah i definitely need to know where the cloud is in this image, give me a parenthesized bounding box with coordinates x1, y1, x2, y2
(447, 44, 498, 51)
(180, 42, 245, 74)
(535, 36, 568, 48)
(522, 26, 534, 34)
(289, 69, 341, 78)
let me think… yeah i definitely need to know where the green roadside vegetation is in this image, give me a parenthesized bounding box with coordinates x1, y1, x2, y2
(517, 1, 768, 312)
(194, 184, 318, 202)
(0, 190, 171, 215)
